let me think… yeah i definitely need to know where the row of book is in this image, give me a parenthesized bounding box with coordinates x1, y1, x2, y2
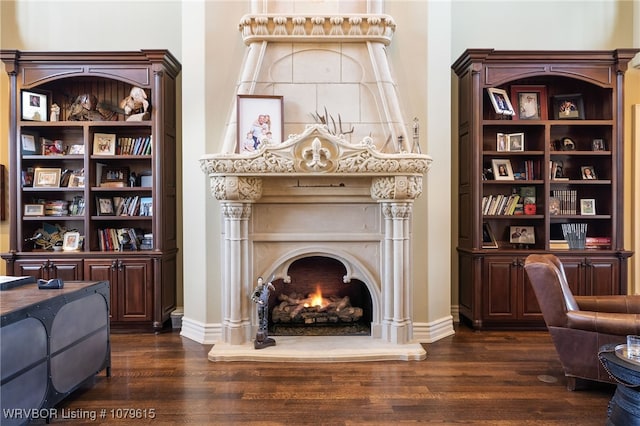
(482, 186, 536, 216)
(113, 196, 152, 216)
(549, 236, 611, 250)
(97, 228, 152, 251)
(117, 136, 152, 155)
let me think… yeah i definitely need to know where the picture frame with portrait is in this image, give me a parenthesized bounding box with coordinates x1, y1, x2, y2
(553, 94, 584, 120)
(237, 95, 284, 154)
(509, 225, 535, 245)
(491, 159, 514, 181)
(510, 85, 548, 120)
(21, 90, 48, 121)
(487, 88, 515, 116)
(96, 196, 115, 216)
(62, 231, 81, 251)
(580, 199, 596, 216)
(592, 139, 606, 151)
(508, 133, 525, 151)
(581, 166, 597, 180)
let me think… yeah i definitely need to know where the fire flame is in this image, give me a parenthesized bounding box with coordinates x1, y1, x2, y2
(304, 287, 325, 308)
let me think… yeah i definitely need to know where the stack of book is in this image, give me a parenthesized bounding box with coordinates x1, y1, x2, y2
(140, 233, 153, 250)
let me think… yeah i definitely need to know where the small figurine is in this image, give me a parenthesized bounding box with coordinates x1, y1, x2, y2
(250, 276, 276, 349)
(120, 87, 150, 121)
(50, 103, 60, 121)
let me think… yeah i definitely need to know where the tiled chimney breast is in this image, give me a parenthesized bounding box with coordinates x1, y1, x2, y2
(201, 3, 432, 361)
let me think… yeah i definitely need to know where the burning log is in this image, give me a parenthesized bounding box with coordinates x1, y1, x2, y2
(272, 291, 363, 324)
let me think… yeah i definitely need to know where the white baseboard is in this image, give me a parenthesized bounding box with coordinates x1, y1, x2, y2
(412, 315, 455, 343)
(179, 317, 221, 344)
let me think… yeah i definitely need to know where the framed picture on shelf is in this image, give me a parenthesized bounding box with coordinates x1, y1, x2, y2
(482, 222, 499, 249)
(100, 166, 129, 188)
(486, 88, 515, 116)
(508, 133, 524, 151)
(68, 170, 85, 188)
(33, 168, 61, 188)
(580, 199, 596, 215)
(549, 197, 561, 215)
(496, 133, 508, 151)
(237, 95, 284, 154)
(21, 90, 48, 121)
(553, 94, 584, 120)
(93, 133, 116, 155)
(41, 138, 64, 155)
(24, 204, 44, 216)
(62, 231, 81, 251)
(96, 197, 115, 216)
(21, 133, 37, 155)
(581, 166, 597, 180)
(592, 139, 606, 151)
(509, 226, 535, 245)
(491, 159, 514, 181)
(510, 85, 548, 120)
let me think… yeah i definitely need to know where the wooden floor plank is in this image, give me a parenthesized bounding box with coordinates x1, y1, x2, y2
(36, 324, 615, 425)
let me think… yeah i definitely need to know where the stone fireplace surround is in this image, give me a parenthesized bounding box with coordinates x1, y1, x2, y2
(201, 126, 431, 361)
(199, 6, 432, 361)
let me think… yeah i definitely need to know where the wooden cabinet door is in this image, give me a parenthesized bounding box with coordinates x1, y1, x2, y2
(14, 259, 82, 281)
(555, 256, 585, 295)
(118, 259, 153, 322)
(85, 259, 118, 320)
(586, 257, 619, 295)
(483, 256, 518, 321)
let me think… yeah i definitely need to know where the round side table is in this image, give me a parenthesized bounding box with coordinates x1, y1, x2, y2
(599, 343, 640, 426)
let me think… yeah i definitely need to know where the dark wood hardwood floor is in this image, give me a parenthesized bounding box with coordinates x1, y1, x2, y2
(44, 324, 614, 425)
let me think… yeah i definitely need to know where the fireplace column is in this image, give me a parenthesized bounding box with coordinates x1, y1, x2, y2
(373, 176, 421, 345)
(211, 176, 263, 344)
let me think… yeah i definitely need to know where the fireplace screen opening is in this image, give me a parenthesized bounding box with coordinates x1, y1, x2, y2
(268, 256, 372, 336)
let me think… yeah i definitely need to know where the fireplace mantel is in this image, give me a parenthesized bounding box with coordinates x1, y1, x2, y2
(201, 124, 432, 202)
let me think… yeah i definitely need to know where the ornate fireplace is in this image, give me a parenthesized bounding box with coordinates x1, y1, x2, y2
(200, 4, 432, 361)
(201, 125, 431, 361)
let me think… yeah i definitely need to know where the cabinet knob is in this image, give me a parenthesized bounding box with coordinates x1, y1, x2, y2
(111, 261, 117, 270)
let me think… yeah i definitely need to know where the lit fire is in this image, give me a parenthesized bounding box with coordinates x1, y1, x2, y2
(304, 287, 326, 308)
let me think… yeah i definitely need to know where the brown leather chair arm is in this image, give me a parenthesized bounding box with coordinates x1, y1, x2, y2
(566, 310, 640, 335)
(574, 295, 640, 314)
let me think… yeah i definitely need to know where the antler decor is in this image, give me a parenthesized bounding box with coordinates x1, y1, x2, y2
(311, 107, 354, 136)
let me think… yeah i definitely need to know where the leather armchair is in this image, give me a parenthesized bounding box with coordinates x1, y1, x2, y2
(524, 254, 640, 390)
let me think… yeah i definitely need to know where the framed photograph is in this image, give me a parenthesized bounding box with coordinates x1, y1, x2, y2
(21, 90, 48, 121)
(68, 170, 85, 188)
(491, 159, 514, 181)
(62, 231, 81, 251)
(592, 139, 606, 151)
(509, 226, 535, 245)
(580, 199, 596, 216)
(508, 133, 525, 151)
(581, 166, 597, 180)
(496, 133, 508, 151)
(482, 222, 498, 249)
(100, 166, 129, 188)
(93, 133, 116, 155)
(33, 167, 61, 188)
(96, 196, 115, 216)
(549, 197, 561, 215)
(24, 204, 44, 216)
(511, 85, 548, 120)
(237, 95, 284, 153)
(21, 133, 37, 155)
(139, 197, 153, 216)
(553, 94, 584, 120)
(68, 144, 85, 155)
(486, 88, 515, 116)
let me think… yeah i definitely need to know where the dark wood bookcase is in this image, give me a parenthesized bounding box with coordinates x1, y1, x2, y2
(452, 49, 637, 330)
(1, 50, 181, 331)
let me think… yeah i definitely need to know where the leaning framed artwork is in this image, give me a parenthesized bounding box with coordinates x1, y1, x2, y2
(491, 159, 514, 181)
(33, 168, 61, 188)
(486, 88, 515, 116)
(237, 95, 283, 153)
(553, 94, 584, 120)
(21, 90, 48, 121)
(510, 85, 548, 120)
